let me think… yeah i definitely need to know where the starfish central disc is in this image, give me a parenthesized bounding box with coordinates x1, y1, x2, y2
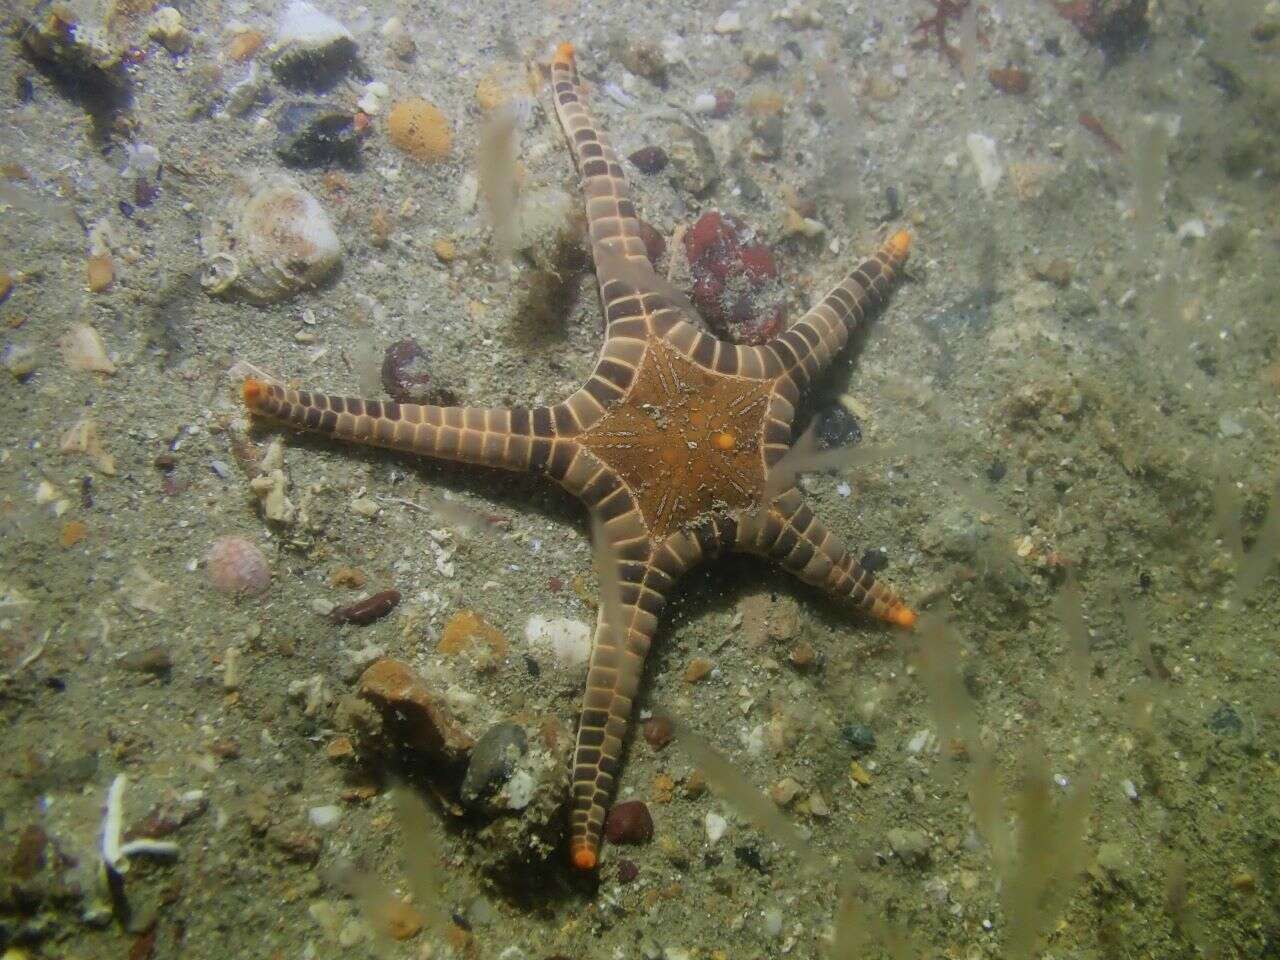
(577, 339, 773, 539)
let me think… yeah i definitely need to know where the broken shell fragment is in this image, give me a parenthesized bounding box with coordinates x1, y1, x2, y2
(200, 172, 341, 304)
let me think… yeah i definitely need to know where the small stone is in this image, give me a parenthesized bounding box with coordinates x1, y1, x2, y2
(966, 133, 1004, 199)
(763, 906, 784, 937)
(275, 101, 359, 168)
(713, 10, 743, 33)
(683, 656, 713, 683)
(849, 761, 873, 786)
(147, 7, 190, 54)
(605, 800, 654, 845)
(886, 827, 931, 867)
(380, 337, 440, 404)
(1207, 702, 1243, 737)
(86, 253, 114, 293)
(119, 645, 173, 677)
(788, 640, 816, 668)
(806, 790, 829, 817)
(628, 146, 669, 174)
(665, 122, 719, 196)
(770, 777, 803, 806)
(380, 17, 415, 60)
(3, 343, 37, 380)
(308, 804, 342, 829)
(57, 321, 112, 373)
(357, 658, 475, 762)
(433, 237, 457, 262)
(643, 715, 674, 750)
(1031, 257, 1073, 287)
(460, 723, 527, 808)
(524, 614, 592, 674)
(227, 28, 266, 61)
(1217, 414, 1246, 439)
(704, 811, 728, 843)
(621, 39, 669, 85)
(840, 723, 876, 756)
(616, 859, 640, 883)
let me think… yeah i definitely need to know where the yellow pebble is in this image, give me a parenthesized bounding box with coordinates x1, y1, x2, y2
(850, 761, 872, 786)
(388, 98, 452, 163)
(432, 237, 457, 262)
(87, 253, 114, 293)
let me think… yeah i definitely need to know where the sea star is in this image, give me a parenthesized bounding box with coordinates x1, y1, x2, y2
(242, 42, 916, 872)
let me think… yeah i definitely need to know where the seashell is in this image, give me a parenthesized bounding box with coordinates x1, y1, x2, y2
(200, 172, 341, 304)
(205, 535, 271, 596)
(59, 323, 116, 374)
(270, 0, 357, 89)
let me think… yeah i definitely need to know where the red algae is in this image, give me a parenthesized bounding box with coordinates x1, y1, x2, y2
(683, 211, 786, 344)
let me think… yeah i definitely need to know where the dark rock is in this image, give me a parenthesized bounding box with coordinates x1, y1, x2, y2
(840, 723, 876, 756)
(275, 101, 359, 168)
(628, 146, 668, 174)
(381, 337, 435, 404)
(859, 548, 888, 574)
(460, 723, 528, 807)
(119, 645, 173, 678)
(1207, 703, 1243, 737)
(814, 405, 862, 448)
(616, 858, 640, 883)
(604, 800, 653, 845)
(734, 844, 769, 873)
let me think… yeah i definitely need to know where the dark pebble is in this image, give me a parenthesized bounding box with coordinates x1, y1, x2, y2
(1207, 703, 1243, 737)
(270, 38, 357, 90)
(135, 176, 158, 207)
(604, 799, 653, 845)
(733, 844, 769, 873)
(815, 405, 862, 448)
(986, 460, 1007, 482)
(119, 645, 173, 677)
(840, 722, 876, 756)
(460, 723, 528, 806)
(616, 858, 640, 883)
(859, 548, 888, 574)
(10, 824, 48, 880)
(381, 337, 436, 404)
(330, 589, 400, 625)
(275, 101, 360, 168)
(628, 146, 668, 174)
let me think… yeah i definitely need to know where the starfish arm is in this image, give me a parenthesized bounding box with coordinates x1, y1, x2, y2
(567, 517, 738, 870)
(241, 378, 580, 474)
(756, 230, 911, 396)
(733, 487, 917, 628)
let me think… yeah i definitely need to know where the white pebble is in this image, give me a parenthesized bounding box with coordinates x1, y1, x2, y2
(763, 906, 784, 937)
(966, 132, 1004, 199)
(309, 804, 342, 829)
(692, 92, 718, 114)
(705, 811, 728, 843)
(906, 728, 936, 755)
(525, 615, 591, 671)
(713, 10, 742, 33)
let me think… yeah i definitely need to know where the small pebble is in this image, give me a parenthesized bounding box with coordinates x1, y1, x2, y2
(460, 722, 528, 808)
(683, 656, 713, 683)
(643, 715, 674, 750)
(840, 722, 876, 755)
(381, 337, 436, 404)
(308, 804, 342, 829)
(605, 800, 654, 845)
(713, 10, 742, 33)
(704, 811, 728, 843)
(628, 146, 669, 174)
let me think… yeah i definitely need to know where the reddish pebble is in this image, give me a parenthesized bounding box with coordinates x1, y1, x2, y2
(604, 799, 653, 845)
(616, 858, 640, 883)
(205, 536, 270, 596)
(988, 67, 1030, 95)
(627, 145, 668, 174)
(712, 88, 735, 117)
(381, 337, 436, 404)
(331, 588, 401, 625)
(642, 715, 674, 751)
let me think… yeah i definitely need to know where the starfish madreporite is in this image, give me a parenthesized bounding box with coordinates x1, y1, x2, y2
(242, 42, 915, 872)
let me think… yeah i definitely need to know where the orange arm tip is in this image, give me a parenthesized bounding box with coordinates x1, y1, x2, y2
(890, 606, 918, 629)
(555, 41, 575, 65)
(886, 230, 911, 262)
(571, 847, 597, 871)
(242, 378, 265, 406)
